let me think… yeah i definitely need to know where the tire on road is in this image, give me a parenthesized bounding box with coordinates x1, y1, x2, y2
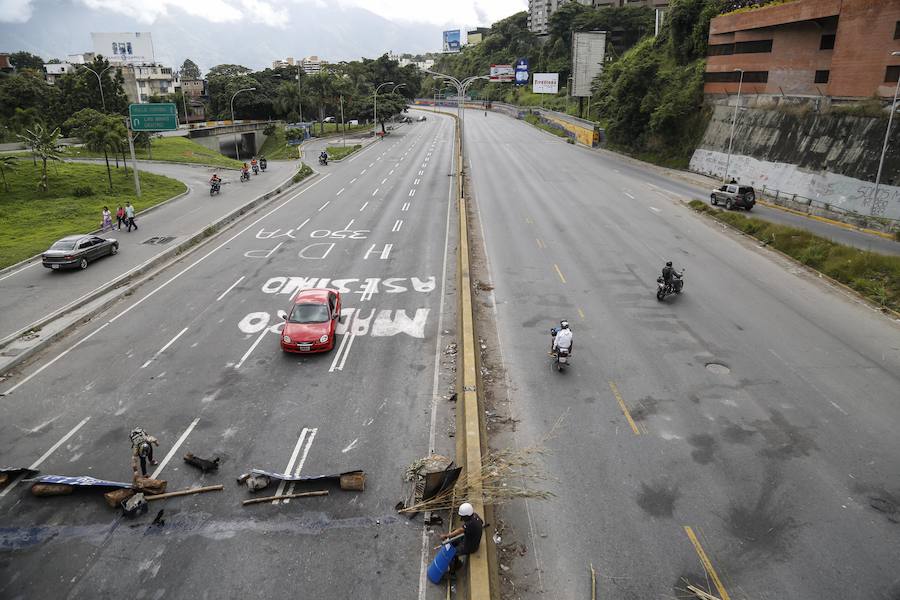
(79, 258, 88, 270)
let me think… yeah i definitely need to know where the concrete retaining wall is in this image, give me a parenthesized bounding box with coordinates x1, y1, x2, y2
(691, 103, 900, 218)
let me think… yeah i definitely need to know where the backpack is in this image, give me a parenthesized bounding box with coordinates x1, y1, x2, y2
(130, 427, 148, 448)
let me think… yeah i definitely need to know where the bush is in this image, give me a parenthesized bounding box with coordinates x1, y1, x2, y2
(292, 163, 313, 183)
(72, 185, 94, 197)
(263, 124, 276, 136)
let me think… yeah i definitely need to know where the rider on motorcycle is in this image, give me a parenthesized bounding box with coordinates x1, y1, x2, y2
(241, 163, 250, 179)
(319, 150, 328, 164)
(552, 320, 573, 355)
(259, 155, 267, 170)
(209, 173, 221, 185)
(661, 261, 683, 293)
(251, 157, 259, 173)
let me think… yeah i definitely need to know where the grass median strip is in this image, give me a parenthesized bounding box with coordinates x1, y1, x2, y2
(326, 145, 362, 161)
(66, 136, 243, 169)
(0, 161, 186, 268)
(689, 200, 900, 313)
(292, 163, 313, 183)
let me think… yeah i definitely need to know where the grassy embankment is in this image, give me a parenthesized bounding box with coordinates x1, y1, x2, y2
(0, 161, 186, 268)
(689, 200, 900, 312)
(292, 163, 314, 183)
(65, 136, 243, 169)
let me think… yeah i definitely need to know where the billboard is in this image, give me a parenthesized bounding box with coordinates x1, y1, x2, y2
(533, 73, 559, 95)
(91, 32, 155, 65)
(443, 30, 461, 53)
(489, 64, 515, 83)
(515, 58, 529, 86)
(571, 31, 607, 97)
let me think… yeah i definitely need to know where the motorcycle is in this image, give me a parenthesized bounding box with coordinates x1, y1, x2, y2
(318, 155, 328, 166)
(656, 269, 685, 301)
(260, 159, 267, 172)
(209, 181, 221, 196)
(240, 171, 250, 183)
(252, 164, 259, 176)
(549, 327, 571, 372)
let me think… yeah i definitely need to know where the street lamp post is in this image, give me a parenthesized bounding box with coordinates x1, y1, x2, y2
(425, 70, 489, 149)
(872, 51, 900, 216)
(78, 64, 114, 112)
(230, 87, 256, 162)
(373, 81, 395, 139)
(724, 68, 744, 184)
(566, 75, 573, 115)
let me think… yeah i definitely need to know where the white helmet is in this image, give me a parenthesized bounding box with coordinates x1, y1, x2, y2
(560, 320, 569, 329)
(458, 502, 474, 517)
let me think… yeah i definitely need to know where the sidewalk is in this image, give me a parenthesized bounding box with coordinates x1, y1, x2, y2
(0, 158, 300, 354)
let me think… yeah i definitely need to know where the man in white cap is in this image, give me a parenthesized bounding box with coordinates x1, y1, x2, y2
(441, 502, 484, 560)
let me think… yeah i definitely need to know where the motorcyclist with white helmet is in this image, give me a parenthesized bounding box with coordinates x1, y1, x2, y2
(552, 320, 573, 355)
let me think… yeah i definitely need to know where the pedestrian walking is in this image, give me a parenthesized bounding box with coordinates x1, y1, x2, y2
(101, 206, 112, 232)
(116, 205, 126, 230)
(130, 427, 160, 477)
(125, 202, 138, 232)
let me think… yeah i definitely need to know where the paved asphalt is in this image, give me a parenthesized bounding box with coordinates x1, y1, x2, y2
(0, 159, 297, 345)
(0, 116, 456, 599)
(463, 109, 900, 599)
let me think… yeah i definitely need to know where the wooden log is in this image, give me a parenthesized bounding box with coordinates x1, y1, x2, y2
(133, 477, 167, 495)
(339, 471, 366, 491)
(242, 490, 328, 506)
(104, 488, 136, 508)
(31, 483, 74, 496)
(144, 485, 224, 501)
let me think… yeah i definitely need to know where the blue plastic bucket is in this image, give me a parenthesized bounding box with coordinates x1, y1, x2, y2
(427, 543, 457, 584)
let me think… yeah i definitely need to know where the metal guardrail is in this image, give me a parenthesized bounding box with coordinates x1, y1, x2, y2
(759, 185, 900, 232)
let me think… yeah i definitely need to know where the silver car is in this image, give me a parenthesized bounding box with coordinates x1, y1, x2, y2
(42, 234, 119, 271)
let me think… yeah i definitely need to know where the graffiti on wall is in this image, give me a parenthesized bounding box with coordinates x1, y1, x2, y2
(690, 149, 900, 219)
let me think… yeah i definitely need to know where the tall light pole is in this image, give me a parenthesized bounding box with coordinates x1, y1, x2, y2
(872, 51, 900, 216)
(425, 70, 488, 147)
(230, 87, 256, 162)
(179, 73, 190, 128)
(724, 68, 744, 184)
(373, 81, 394, 139)
(78, 64, 114, 112)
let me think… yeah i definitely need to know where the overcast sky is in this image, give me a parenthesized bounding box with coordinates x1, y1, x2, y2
(0, 0, 528, 26)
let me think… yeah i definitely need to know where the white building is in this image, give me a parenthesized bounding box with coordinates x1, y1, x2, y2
(91, 32, 155, 64)
(44, 62, 75, 84)
(301, 56, 326, 74)
(528, 0, 593, 35)
(66, 52, 95, 65)
(273, 57, 296, 69)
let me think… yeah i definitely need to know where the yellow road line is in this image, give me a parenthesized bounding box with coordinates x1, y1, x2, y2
(683, 526, 731, 600)
(554, 264, 567, 284)
(577, 308, 585, 320)
(608, 381, 640, 435)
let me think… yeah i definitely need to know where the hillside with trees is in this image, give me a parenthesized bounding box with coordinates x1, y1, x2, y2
(425, 0, 726, 167)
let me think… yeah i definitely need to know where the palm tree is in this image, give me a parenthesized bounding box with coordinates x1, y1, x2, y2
(16, 124, 63, 193)
(0, 155, 17, 192)
(81, 122, 122, 192)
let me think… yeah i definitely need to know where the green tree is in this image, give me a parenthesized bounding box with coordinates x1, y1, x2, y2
(0, 155, 17, 192)
(180, 58, 201, 80)
(16, 123, 62, 192)
(9, 51, 45, 71)
(63, 109, 124, 190)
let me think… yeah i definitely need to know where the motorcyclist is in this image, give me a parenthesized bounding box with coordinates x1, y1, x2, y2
(319, 150, 328, 164)
(661, 261, 683, 292)
(241, 162, 250, 180)
(251, 157, 259, 174)
(259, 155, 267, 170)
(209, 173, 221, 185)
(552, 320, 573, 355)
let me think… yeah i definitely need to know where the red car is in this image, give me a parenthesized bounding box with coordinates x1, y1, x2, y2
(280, 288, 342, 353)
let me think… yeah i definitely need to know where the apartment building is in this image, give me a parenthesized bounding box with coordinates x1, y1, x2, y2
(528, 0, 668, 35)
(121, 64, 176, 103)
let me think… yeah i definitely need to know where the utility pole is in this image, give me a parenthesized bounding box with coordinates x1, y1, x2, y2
(872, 51, 900, 215)
(724, 68, 744, 184)
(125, 118, 141, 197)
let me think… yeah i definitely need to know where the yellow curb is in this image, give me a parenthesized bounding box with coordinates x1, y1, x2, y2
(453, 115, 492, 599)
(757, 199, 897, 241)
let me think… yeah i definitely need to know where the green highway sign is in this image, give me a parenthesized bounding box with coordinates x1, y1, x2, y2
(129, 103, 178, 131)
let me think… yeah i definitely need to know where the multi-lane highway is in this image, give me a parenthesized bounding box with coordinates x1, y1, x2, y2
(0, 114, 457, 599)
(464, 109, 900, 599)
